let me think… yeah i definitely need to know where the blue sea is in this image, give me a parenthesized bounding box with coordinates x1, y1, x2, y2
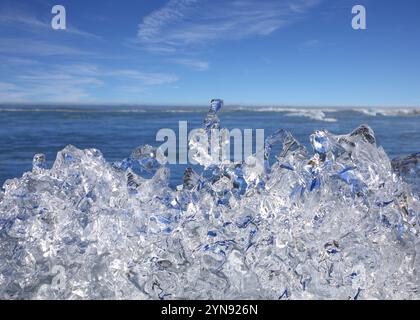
(1, 106, 419, 187)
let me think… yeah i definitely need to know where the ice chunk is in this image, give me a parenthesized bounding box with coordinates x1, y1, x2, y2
(337, 124, 376, 155)
(0, 101, 419, 300)
(350, 124, 376, 144)
(203, 99, 223, 130)
(189, 99, 226, 168)
(182, 167, 201, 191)
(392, 153, 420, 195)
(32, 153, 47, 173)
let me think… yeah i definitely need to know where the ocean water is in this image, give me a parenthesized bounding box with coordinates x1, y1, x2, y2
(0, 106, 419, 187)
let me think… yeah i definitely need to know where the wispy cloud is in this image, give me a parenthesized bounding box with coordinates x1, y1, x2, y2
(2, 67, 103, 103)
(0, 7, 47, 28)
(53, 64, 179, 85)
(0, 7, 101, 39)
(64, 25, 102, 40)
(0, 38, 90, 56)
(300, 39, 321, 49)
(169, 58, 210, 71)
(138, 0, 321, 50)
(106, 69, 179, 85)
(0, 56, 39, 65)
(0, 63, 179, 103)
(0, 82, 26, 102)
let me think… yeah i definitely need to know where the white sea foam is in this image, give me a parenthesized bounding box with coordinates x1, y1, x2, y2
(353, 108, 420, 117)
(284, 110, 337, 122)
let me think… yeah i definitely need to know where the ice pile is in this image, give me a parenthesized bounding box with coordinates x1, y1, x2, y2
(392, 153, 420, 196)
(0, 100, 419, 300)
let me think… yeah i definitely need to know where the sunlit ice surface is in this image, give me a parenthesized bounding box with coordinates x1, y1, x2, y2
(0, 100, 419, 300)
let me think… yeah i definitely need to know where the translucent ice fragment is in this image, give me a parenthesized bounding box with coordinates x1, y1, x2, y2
(126, 168, 145, 189)
(207, 231, 217, 237)
(131, 145, 161, 172)
(265, 129, 291, 158)
(32, 153, 47, 173)
(350, 124, 376, 144)
(392, 153, 419, 194)
(337, 125, 376, 155)
(310, 130, 330, 155)
(209, 99, 223, 113)
(188, 129, 213, 167)
(116, 144, 164, 179)
(236, 214, 253, 229)
(183, 167, 201, 191)
(211, 176, 232, 193)
(310, 176, 321, 191)
(336, 166, 358, 184)
(203, 99, 223, 130)
(310, 130, 346, 161)
(225, 165, 247, 196)
(52, 145, 84, 170)
(242, 154, 265, 186)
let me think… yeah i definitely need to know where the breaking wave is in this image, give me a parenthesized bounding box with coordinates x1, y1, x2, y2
(225, 107, 338, 122)
(353, 108, 420, 117)
(0, 100, 419, 300)
(284, 109, 337, 122)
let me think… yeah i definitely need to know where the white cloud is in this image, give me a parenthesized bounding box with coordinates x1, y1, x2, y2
(0, 63, 179, 103)
(2, 69, 103, 103)
(169, 58, 209, 71)
(300, 39, 321, 48)
(64, 26, 102, 40)
(138, 0, 321, 50)
(0, 38, 90, 56)
(0, 8, 47, 28)
(0, 56, 39, 65)
(0, 82, 27, 102)
(107, 69, 179, 85)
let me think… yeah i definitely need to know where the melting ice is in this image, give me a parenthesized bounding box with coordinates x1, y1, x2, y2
(0, 100, 419, 300)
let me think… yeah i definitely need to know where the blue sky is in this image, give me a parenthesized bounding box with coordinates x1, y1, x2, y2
(0, 0, 419, 106)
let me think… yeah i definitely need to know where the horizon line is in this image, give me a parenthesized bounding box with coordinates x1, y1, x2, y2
(0, 102, 420, 109)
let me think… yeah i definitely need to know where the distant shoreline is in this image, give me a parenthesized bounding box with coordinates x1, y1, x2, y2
(1, 103, 420, 110)
(0, 105, 419, 114)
